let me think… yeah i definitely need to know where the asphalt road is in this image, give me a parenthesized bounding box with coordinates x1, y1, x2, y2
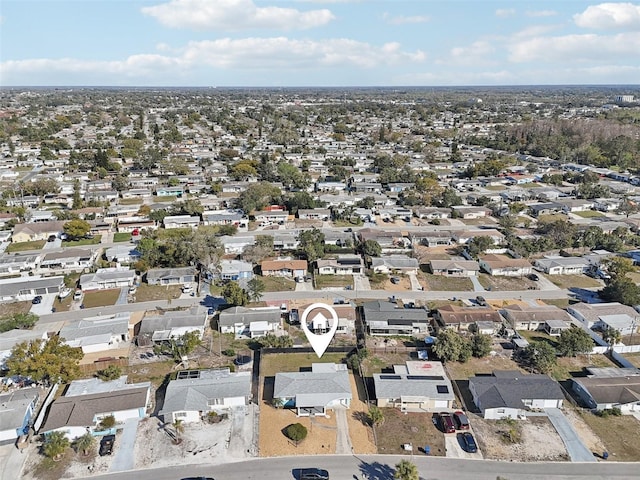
(81, 454, 638, 480)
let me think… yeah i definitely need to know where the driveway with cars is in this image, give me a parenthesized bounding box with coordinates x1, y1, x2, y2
(29, 293, 57, 315)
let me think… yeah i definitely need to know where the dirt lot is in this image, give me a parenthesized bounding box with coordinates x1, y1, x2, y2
(133, 284, 182, 303)
(1, 300, 32, 316)
(478, 274, 535, 292)
(470, 414, 569, 462)
(420, 273, 474, 291)
(376, 409, 446, 457)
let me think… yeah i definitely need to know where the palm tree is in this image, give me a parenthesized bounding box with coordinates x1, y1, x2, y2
(602, 327, 622, 347)
(73, 432, 96, 456)
(43, 431, 70, 460)
(394, 459, 419, 480)
(368, 405, 384, 427)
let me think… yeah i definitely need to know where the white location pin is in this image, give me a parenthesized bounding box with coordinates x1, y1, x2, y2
(300, 303, 339, 358)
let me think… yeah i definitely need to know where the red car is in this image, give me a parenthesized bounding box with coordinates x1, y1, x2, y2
(439, 413, 456, 433)
(453, 411, 470, 430)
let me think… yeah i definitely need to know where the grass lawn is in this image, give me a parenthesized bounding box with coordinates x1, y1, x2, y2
(81, 288, 121, 308)
(118, 198, 143, 205)
(133, 284, 182, 302)
(550, 354, 618, 382)
(0, 301, 32, 316)
(127, 359, 175, 388)
(260, 352, 347, 377)
(625, 353, 640, 368)
(445, 356, 524, 381)
(376, 408, 446, 456)
(421, 273, 473, 291)
(314, 274, 354, 289)
(113, 232, 132, 242)
(6, 240, 45, 252)
(537, 213, 569, 223)
(53, 294, 73, 312)
(578, 412, 640, 462)
(547, 274, 601, 289)
(260, 275, 295, 292)
(542, 298, 578, 308)
(154, 195, 177, 202)
(62, 235, 102, 247)
(517, 329, 558, 348)
(477, 273, 531, 291)
(361, 352, 413, 376)
(484, 185, 506, 191)
(573, 210, 604, 218)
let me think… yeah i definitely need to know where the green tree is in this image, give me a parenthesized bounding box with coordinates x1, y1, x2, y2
(368, 405, 384, 426)
(557, 326, 593, 357)
(433, 329, 472, 363)
(63, 219, 91, 240)
(96, 365, 122, 381)
(72, 179, 83, 209)
(284, 423, 308, 446)
(246, 277, 265, 303)
(73, 432, 96, 456)
(602, 257, 634, 282)
(518, 341, 556, 373)
(467, 236, 496, 258)
(222, 281, 248, 306)
(6, 336, 82, 385)
(602, 327, 622, 346)
(297, 228, 325, 263)
(0, 312, 38, 333)
(361, 239, 382, 257)
(394, 459, 419, 480)
(235, 182, 282, 214)
(43, 431, 70, 460)
(255, 333, 294, 348)
(471, 333, 492, 358)
(600, 278, 640, 306)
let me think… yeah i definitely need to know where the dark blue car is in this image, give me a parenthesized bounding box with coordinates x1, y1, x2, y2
(460, 432, 477, 453)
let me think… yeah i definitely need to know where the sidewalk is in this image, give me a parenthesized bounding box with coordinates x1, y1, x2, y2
(0, 442, 29, 480)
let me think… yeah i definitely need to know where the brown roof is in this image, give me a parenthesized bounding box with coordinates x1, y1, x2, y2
(261, 259, 307, 271)
(41, 387, 148, 432)
(501, 304, 573, 323)
(436, 305, 503, 325)
(480, 254, 532, 268)
(13, 221, 65, 235)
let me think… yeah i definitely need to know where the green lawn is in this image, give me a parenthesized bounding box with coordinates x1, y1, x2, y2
(82, 288, 121, 308)
(550, 354, 617, 382)
(6, 240, 45, 252)
(113, 232, 132, 242)
(314, 274, 354, 289)
(260, 352, 347, 377)
(62, 235, 102, 247)
(260, 275, 296, 292)
(573, 210, 604, 218)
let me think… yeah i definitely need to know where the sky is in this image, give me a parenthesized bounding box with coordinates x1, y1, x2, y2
(1, 0, 640, 87)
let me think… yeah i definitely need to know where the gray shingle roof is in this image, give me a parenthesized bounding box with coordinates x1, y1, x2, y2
(470, 371, 564, 411)
(273, 364, 352, 408)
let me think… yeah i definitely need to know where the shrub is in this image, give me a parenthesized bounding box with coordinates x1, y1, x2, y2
(96, 365, 122, 381)
(222, 348, 236, 357)
(43, 431, 70, 459)
(284, 423, 308, 445)
(98, 415, 116, 430)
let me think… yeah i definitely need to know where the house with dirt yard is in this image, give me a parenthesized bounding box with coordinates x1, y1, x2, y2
(469, 370, 564, 420)
(145, 266, 197, 286)
(362, 300, 430, 336)
(40, 376, 151, 440)
(273, 363, 352, 417)
(79, 267, 136, 291)
(159, 368, 251, 423)
(571, 368, 640, 413)
(373, 361, 455, 411)
(370, 255, 419, 275)
(428, 259, 480, 276)
(434, 305, 504, 333)
(217, 305, 283, 338)
(59, 312, 131, 355)
(479, 254, 533, 277)
(260, 259, 307, 278)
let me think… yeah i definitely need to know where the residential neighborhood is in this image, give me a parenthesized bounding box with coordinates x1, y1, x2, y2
(0, 86, 640, 479)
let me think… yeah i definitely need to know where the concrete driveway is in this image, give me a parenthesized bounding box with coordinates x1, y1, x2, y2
(445, 431, 483, 459)
(109, 417, 140, 472)
(29, 293, 57, 315)
(544, 408, 596, 462)
(42, 238, 62, 249)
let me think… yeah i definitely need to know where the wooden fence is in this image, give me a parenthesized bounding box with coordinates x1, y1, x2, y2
(78, 357, 128, 375)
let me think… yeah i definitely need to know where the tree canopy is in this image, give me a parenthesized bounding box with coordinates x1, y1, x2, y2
(557, 326, 594, 357)
(433, 329, 472, 363)
(63, 219, 91, 240)
(7, 336, 82, 385)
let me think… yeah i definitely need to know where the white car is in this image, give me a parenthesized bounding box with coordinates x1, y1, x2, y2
(182, 285, 194, 294)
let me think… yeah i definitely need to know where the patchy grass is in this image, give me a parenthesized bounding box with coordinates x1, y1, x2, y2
(360, 352, 413, 376)
(154, 195, 177, 202)
(547, 274, 601, 289)
(118, 198, 143, 205)
(477, 273, 532, 291)
(126, 360, 175, 388)
(133, 284, 182, 303)
(0, 300, 33, 316)
(542, 298, 575, 308)
(53, 294, 74, 312)
(537, 213, 569, 223)
(62, 236, 102, 247)
(260, 352, 347, 377)
(517, 329, 558, 347)
(376, 408, 446, 456)
(421, 273, 474, 291)
(367, 272, 389, 289)
(24, 448, 75, 480)
(113, 232, 132, 242)
(619, 333, 640, 345)
(578, 412, 640, 461)
(445, 356, 524, 381)
(573, 210, 604, 218)
(81, 289, 120, 308)
(314, 274, 354, 289)
(551, 354, 618, 382)
(625, 353, 640, 368)
(6, 240, 45, 252)
(260, 276, 296, 292)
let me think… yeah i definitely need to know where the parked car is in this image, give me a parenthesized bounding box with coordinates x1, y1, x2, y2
(47, 234, 57, 242)
(182, 285, 194, 294)
(73, 290, 83, 301)
(453, 411, 470, 430)
(528, 273, 540, 281)
(32, 295, 43, 304)
(298, 468, 329, 480)
(438, 412, 456, 434)
(99, 434, 115, 456)
(475, 295, 488, 306)
(390, 276, 400, 284)
(460, 432, 478, 453)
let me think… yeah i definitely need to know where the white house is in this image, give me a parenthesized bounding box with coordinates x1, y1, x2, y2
(79, 267, 136, 291)
(59, 313, 131, 354)
(163, 215, 201, 229)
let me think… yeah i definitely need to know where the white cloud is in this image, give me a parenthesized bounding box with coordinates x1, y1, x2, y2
(574, 2, 640, 30)
(444, 41, 495, 66)
(382, 13, 429, 25)
(512, 24, 560, 39)
(526, 10, 557, 18)
(141, 0, 335, 31)
(495, 8, 516, 18)
(508, 32, 640, 63)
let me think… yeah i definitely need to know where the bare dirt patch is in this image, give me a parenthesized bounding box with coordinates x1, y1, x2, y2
(470, 414, 569, 462)
(562, 406, 606, 454)
(375, 409, 445, 457)
(346, 374, 377, 454)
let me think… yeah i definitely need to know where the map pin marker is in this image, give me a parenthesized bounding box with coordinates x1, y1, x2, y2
(300, 303, 339, 358)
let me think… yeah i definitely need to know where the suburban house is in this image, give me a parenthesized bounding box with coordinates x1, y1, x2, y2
(0, 276, 64, 303)
(218, 259, 254, 281)
(40, 376, 151, 440)
(163, 215, 201, 229)
(323, 230, 354, 248)
(104, 245, 141, 264)
(221, 235, 255, 255)
(529, 203, 564, 217)
(58, 313, 131, 355)
(500, 303, 574, 332)
(362, 300, 430, 336)
(11, 221, 65, 243)
(137, 306, 208, 344)
(272, 232, 300, 251)
(39, 248, 98, 273)
(572, 369, 640, 413)
(260, 259, 307, 278)
(451, 206, 490, 219)
(297, 209, 331, 220)
(413, 207, 451, 220)
(145, 266, 197, 286)
(410, 230, 454, 247)
(0, 387, 40, 444)
(156, 186, 184, 197)
(0, 329, 48, 369)
(316, 254, 364, 275)
(428, 259, 480, 276)
(370, 255, 419, 275)
(254, 210, 289, 224)
(79, 267, 136, 291)
(469, 370, 565, 420)
(434, 305, 504, 334)
(453, 229, 505, 246)
(159, 368, 251, 423)
(358, 228, 410, 251)
(273, 363, 352, 417)
(373, 361, 455, 411)
(567, 302, 639, 333)
(217, 306, 282, 338)
(479, 254, 533, 277)
(202, 210, 248, 230)
(534, 256, 590, 275)
(0, 253, 42, 276)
